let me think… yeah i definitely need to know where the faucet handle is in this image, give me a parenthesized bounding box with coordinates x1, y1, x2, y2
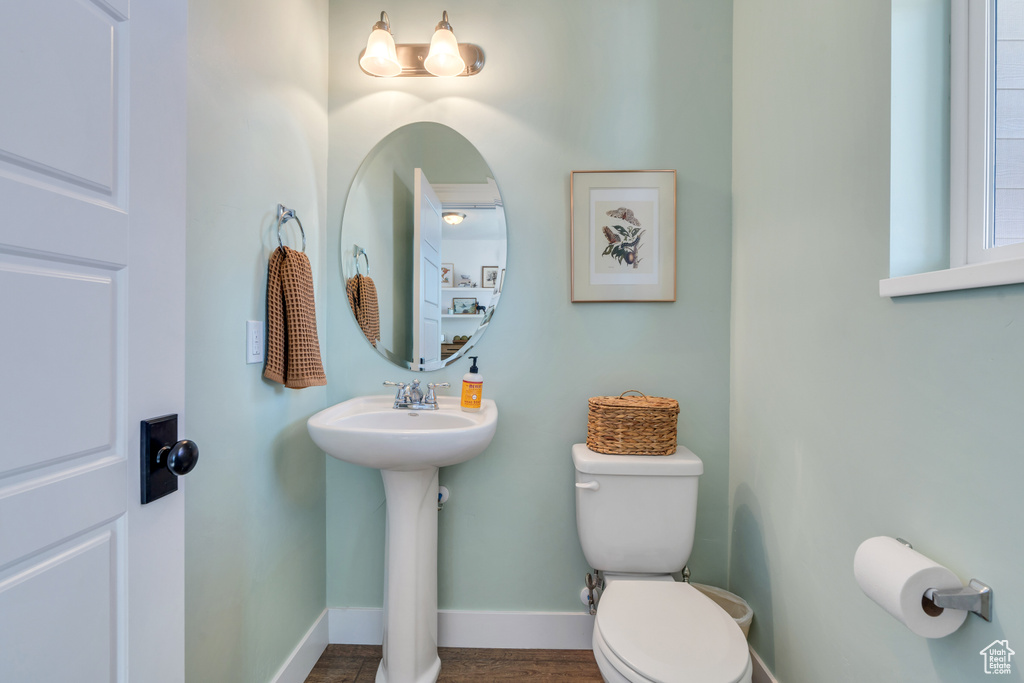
(385, 378, 413, 405)
(425, 382, 450, 404)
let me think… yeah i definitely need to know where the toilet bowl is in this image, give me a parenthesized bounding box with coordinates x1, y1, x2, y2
(573, 444, 752, 683)
(592, 580, 752, 683)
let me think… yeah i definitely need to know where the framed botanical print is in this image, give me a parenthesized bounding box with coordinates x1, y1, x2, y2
(570, 170, 676, 302)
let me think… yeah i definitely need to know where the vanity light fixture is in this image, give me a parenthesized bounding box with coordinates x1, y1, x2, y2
(442, 211, 466, 225)
(359, 11, 402, 78)
(358, 9, 485, 78)
(423, 11, 465, 77)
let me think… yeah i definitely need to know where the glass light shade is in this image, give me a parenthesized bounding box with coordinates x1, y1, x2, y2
(424, 28, 465, 77)
(360, 27, 401, 77)
(443, 212, 466, 225)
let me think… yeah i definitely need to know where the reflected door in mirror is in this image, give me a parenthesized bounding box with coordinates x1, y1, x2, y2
(413, 169, 442, 369)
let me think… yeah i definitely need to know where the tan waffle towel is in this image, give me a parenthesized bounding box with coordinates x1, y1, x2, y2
(346, 274, 380, 345)
(264, 246, 326, 388)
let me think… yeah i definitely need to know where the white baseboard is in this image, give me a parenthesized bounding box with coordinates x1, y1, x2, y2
(750, 647, 779, 683)
(328, 608, 595, 650)
(328, 607, 383, 645)
(438, 610, 595, 649)
(270, 609, 329, 683)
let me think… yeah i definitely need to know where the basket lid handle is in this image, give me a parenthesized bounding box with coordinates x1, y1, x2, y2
(619, 390, 648, 399)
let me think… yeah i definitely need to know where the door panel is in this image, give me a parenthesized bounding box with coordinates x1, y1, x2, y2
(0, 255, 116, 472)
(0, 531, 116, 682)
(0, 0, 125, 198)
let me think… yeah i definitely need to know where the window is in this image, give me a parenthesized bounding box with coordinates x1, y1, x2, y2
(952, 0, 1024, 264)
(883, 0, 1024, 296)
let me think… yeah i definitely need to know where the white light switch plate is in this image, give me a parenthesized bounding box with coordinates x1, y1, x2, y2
(246, 320, 264, 364)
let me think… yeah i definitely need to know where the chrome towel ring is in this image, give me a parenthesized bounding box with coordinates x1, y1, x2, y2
(276, 204, 305, 253)
(354, 244, 370, 276)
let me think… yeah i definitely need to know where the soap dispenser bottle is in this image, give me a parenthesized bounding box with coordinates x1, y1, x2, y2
(460, 356, 483, 412)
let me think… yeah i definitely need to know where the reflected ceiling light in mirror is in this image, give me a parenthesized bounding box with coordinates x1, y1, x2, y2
(358, 9, 484, 77)
(424, 11, 466, 77)
(359, 11, 401, 78)
(442, 211, 466, 225)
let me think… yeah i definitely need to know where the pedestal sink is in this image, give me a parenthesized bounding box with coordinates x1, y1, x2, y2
(307, 395, 497, 683)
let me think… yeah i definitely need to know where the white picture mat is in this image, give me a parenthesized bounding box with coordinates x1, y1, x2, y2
(589, 187, 660, 285)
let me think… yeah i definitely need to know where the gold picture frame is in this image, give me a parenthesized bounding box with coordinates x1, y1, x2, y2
(570, 170, 676, 302)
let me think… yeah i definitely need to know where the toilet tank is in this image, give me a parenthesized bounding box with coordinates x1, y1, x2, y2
(573, 443, 703, 574)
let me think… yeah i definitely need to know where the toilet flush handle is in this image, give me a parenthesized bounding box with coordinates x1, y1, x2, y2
(575, 481, 600, 491)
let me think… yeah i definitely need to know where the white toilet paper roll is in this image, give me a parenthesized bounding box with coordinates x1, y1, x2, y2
(854, 536, 968, 638)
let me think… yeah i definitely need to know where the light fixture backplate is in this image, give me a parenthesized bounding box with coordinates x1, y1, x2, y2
(358, 43, 485, 77)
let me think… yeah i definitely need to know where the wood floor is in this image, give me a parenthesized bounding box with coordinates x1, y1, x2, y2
(305, 645, 603, 682)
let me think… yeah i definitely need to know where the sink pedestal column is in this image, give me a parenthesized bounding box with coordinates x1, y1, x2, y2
(376, 466, 441, 683)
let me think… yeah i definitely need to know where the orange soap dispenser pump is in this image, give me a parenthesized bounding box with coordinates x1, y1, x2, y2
(460, 356, 483, 412)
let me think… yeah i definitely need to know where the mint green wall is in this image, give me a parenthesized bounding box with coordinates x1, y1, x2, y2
(185, 0, 328, 681)
(732, 1, 1024, 681)
(326, 0, 734, 611)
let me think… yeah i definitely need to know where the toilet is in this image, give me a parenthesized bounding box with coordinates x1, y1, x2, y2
(573, 443, 752, 683)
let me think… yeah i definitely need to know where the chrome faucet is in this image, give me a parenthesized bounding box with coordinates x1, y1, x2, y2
(383, 380, 450, 410)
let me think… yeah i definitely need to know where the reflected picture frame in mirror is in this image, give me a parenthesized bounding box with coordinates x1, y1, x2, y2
(340, 122, 507, 371)
(452, 297, 477, 315)
(481, 266, 499, 289)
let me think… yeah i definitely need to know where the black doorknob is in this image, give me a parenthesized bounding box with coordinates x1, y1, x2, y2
(141, 415, 198, 504)
(159, 440, 199, 476)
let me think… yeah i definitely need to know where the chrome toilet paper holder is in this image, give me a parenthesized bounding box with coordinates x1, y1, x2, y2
(927, 580, 993, 622)
(899, 538, 994, 622)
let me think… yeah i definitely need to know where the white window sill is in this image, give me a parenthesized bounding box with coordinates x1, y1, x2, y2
(880, 257, 1024, 297)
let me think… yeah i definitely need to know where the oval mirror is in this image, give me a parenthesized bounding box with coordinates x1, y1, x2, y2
(341, 122, 506, 371)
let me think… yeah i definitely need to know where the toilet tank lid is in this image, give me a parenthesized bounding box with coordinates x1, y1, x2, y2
(572, 443, 703, 476)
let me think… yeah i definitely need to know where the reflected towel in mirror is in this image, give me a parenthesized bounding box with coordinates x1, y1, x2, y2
(346, 273, 381, 345)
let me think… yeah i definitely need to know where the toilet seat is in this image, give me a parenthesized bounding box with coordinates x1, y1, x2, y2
(594, 581, 752, 683)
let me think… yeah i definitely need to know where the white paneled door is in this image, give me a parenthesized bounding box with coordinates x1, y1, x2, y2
(0, 0, 187, 681)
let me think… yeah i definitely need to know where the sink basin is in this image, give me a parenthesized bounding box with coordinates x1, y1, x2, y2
(307, 394, 497, 471)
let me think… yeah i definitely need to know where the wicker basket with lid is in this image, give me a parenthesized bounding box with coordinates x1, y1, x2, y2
(587, 390, 679, 455)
